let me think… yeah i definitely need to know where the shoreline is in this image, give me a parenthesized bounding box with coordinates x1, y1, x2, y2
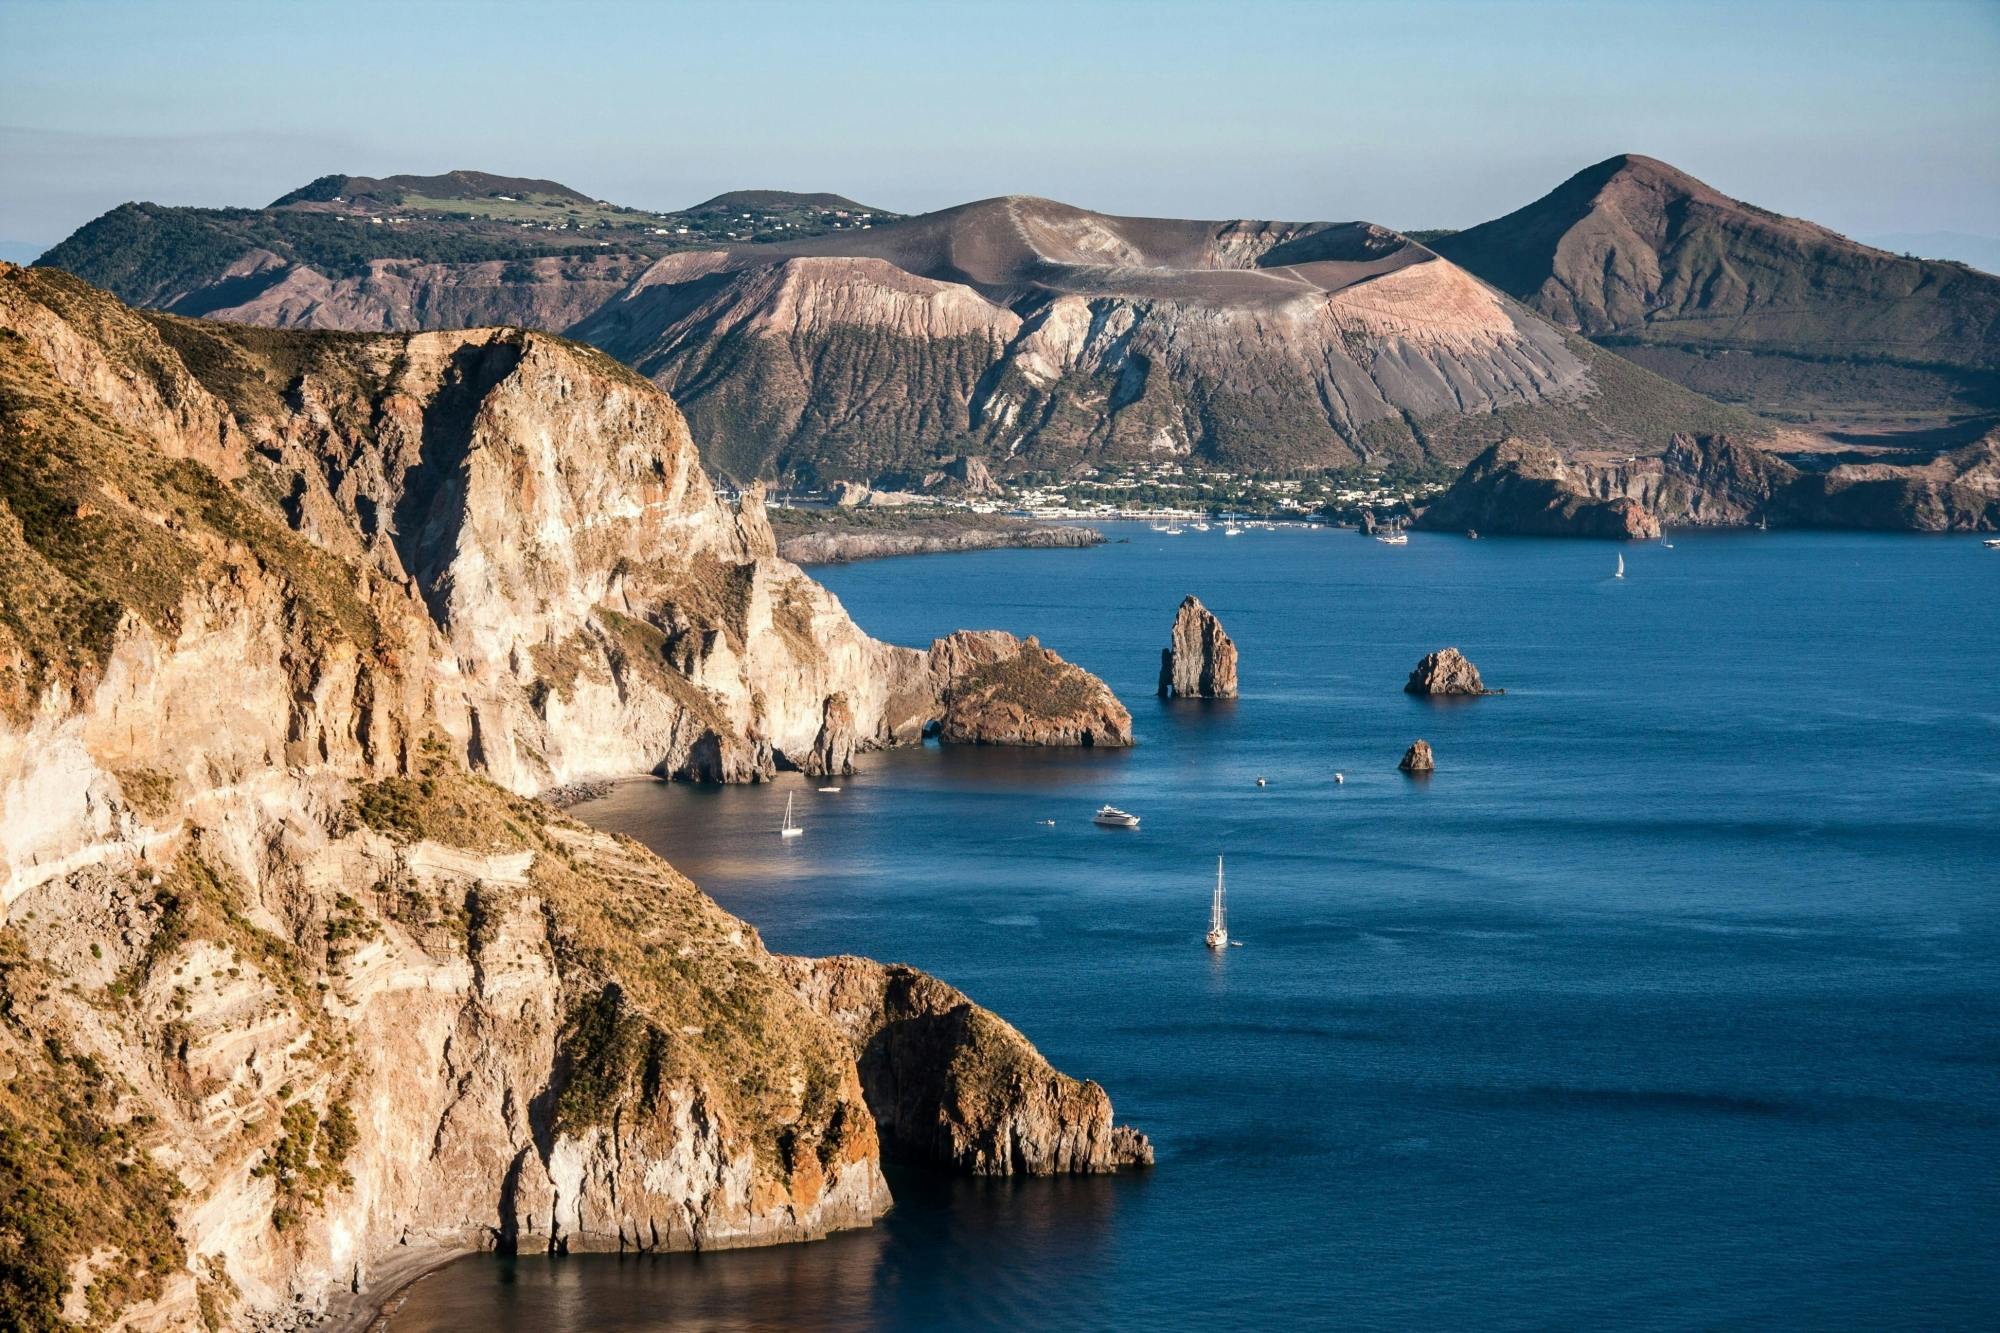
(330, 1241, 473, 1333)
(767, 510, 1103, 564)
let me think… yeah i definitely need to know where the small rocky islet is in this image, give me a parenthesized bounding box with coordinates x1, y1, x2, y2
(1158, 595, 1239, 700)
(1405, 647, 1501, 697)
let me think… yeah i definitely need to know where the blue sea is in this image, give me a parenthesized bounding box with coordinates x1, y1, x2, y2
(392, 525, 2000, 1331)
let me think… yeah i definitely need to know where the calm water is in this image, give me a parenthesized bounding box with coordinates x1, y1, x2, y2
(394, 526, 1999, 1331)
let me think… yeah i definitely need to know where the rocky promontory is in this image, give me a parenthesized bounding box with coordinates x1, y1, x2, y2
(770, 507, 1104, 565)
(0, 264, 1144, 1330)
(1418, 433, 2000, 537)
(1159, 595, 1239, 699)
(1400, 739, 1437, 772)
(1417, 441, 1662, 539)
(1405, 648, 1500, 696)
(780, 956, 1152, 1175)
(928, 632, 1133, 747)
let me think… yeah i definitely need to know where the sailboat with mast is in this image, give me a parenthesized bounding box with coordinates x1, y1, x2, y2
(1614, 552, 1625, 579)
(779, 792, 803, 838)
(1205, 855, 1230, 950)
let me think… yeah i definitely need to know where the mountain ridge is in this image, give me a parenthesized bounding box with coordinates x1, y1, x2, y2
(1432, 154, 2000, 423)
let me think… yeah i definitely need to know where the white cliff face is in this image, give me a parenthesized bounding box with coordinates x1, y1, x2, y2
(2, 772, 893, 1330)
(0, 264, 1144, 1330)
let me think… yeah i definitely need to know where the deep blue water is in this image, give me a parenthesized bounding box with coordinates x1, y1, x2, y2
(393, 525, 2000, 1331)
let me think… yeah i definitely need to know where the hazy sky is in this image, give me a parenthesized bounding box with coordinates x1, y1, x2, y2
(5, 0, 1997, 252)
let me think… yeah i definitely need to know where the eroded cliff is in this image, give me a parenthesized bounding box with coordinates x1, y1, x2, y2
(0, 265, 1145, 1330)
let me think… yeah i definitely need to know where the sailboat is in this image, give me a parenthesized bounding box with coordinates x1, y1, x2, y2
(1223, 513, 1243, 536)
(1614, 553, 1625, 579)
(1205, 855, 1230, 950)
(779, 792, 803, 838)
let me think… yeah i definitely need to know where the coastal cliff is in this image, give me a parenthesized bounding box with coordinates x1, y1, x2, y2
(929, 632, 1133, 748)
(780, 956, 1153, 1175)
(1417, 433, 2000, 537)
(0, 264, 1144, 1330)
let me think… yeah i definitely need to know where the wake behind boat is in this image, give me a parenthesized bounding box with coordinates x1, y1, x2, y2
(1093, 804, 1140, 828)
(1206, 855, 1230, 950)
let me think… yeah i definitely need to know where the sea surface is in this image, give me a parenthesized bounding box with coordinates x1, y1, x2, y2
(392, 525, 1999, 1331)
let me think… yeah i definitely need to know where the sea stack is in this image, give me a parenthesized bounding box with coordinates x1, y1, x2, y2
(1158, 595, 1239, 699)
(1399, 739, 1436, 773)
(1404, 648, 1500, 696)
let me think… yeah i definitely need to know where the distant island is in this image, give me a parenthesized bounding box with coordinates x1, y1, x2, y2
(31, 155, 1999, 535)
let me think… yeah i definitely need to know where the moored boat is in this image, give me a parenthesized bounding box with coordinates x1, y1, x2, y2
(1093, 804, 1140, 828)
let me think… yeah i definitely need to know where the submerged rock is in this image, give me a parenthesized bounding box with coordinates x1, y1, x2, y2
(1158, 595, 1239, 699)
(780, 956, 1153, 1176)
(1404, 648, 1500, 696)
(1399, 739, 1436, 773)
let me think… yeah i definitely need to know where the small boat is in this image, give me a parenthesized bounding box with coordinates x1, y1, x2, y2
(1205, 855, 1229, 950)
(1334, 772, 1345, 784)
(779, 793, 803, 838)
(1660, 535, 1674, 549)
(1614, 553, 1625, 579)
(817, 785, 842, 793)
(1093, 804, 1140, 828)
(1193, 522, 1211, 532)
(1466, 529, 1479, 540)
(1164, 525, 1185, 535)
(1376, 529, 1408, 546)
(1039, 819, 1057, 826)
(1985, 538, 2000, 549)
(1255, 776, 1267, 787)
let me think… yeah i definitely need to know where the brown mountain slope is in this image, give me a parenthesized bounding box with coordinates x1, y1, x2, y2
(572, 195, 1760, 479)
(36, 182, 1762, 480)
(1432, 155, 2000, 422)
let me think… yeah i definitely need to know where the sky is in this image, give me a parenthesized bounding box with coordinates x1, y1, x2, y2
(4, 0, 1998, 259)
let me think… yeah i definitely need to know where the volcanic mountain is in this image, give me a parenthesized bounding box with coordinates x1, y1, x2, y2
(570, 194, 1759, 479)
(35, 177, 1757, 480)
(1432, 155, 2000, 427)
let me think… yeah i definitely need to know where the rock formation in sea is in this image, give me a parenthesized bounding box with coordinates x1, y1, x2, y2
(1158, 595, 1240, 699)
(1405, 648, 1499, 696)
(0, 263, 1144, 1330)
(928, 632, 1133, 747)
(1400, 740, 1437, 773)
(780, 956, 1153, 1175)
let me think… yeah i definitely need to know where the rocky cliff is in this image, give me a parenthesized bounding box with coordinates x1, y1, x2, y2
(1158, 596, 1238, 699)
(779, 956, 1153, 1175)
(1416, 441, 1662, 539)
(929, 633, 1133, 748)
(1417, 432, 2000, 537)
(0, 265, 1144, 1330)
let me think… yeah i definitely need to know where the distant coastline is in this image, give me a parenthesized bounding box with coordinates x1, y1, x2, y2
(768, 507, 1105, 564)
